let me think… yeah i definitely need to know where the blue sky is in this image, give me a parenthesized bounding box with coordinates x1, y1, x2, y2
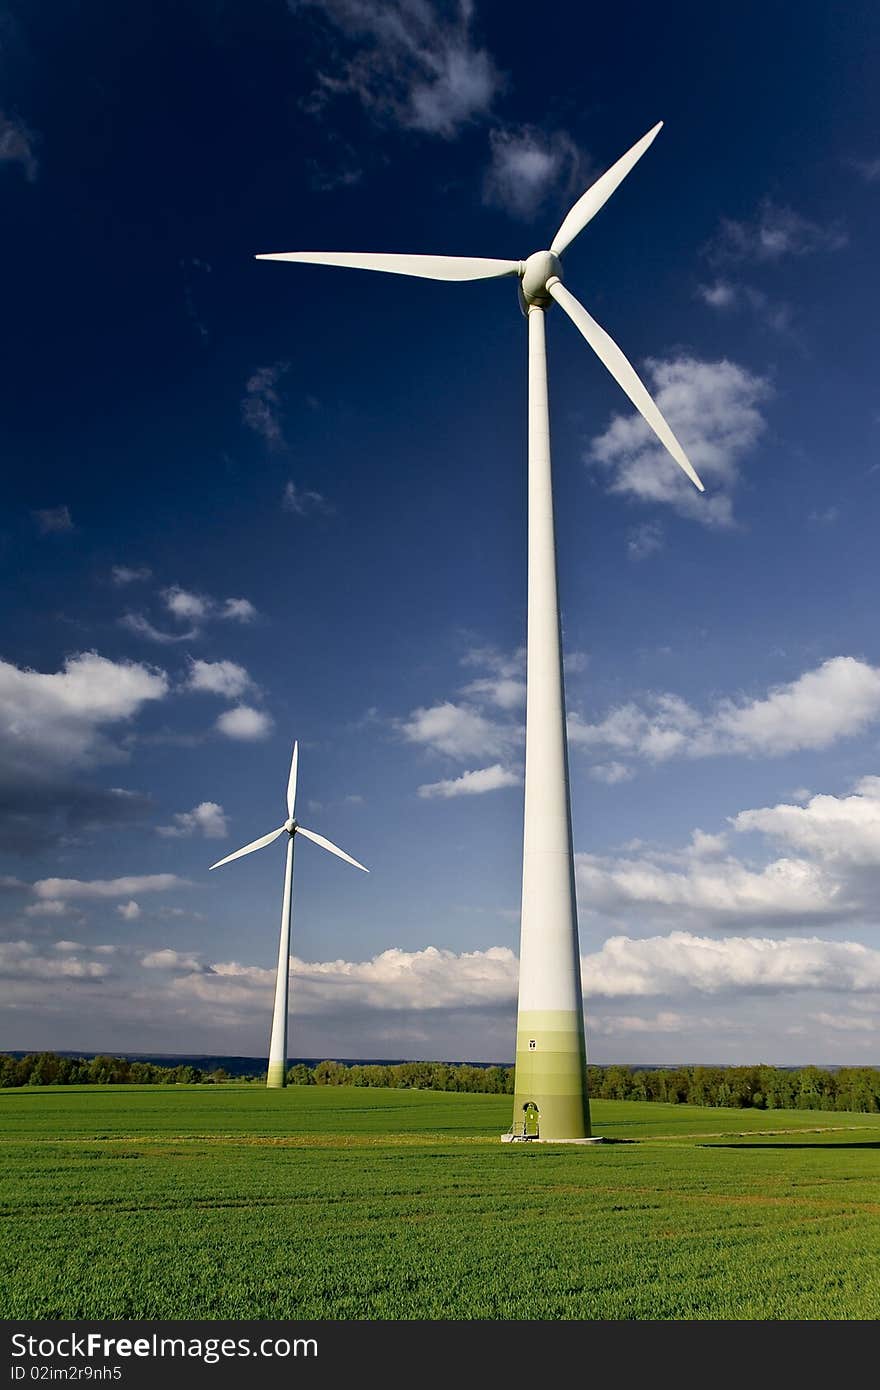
(2, 0, 880, 1064)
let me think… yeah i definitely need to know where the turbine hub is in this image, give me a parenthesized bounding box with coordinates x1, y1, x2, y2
(286, 819, 297, 835)
(520, 250, 563, 307)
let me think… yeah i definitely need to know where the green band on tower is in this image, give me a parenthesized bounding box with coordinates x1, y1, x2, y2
(512, 1009, 591, 1140)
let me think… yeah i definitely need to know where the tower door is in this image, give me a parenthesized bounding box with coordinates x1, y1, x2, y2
(523, 1102, 540, 1138)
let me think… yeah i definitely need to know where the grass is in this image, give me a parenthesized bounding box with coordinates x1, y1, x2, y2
(1, 1084, 879, 1320)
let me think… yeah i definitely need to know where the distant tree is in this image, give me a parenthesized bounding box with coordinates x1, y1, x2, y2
(287, 1064, 314, 1086)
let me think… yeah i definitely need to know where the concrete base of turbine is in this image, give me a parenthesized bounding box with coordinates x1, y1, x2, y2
(501, 1134, 607, 1144)
(266, 1060, 287, 1088)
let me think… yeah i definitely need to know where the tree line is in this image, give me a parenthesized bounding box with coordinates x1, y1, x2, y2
(2, 1053, 879, 1112)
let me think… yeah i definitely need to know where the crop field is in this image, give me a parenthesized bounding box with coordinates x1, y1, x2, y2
(1, 1084, 879, 1321)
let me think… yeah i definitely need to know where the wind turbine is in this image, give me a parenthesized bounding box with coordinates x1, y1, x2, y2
(256, 122, 703, 1139)
(210, 742, 369, 1088)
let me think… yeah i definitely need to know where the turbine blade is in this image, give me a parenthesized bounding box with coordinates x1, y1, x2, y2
(287, 741, 299, 819)
(209, 825, 287, 871)
(548, 280, 704, 492)
(550, 122, 663, 257)
(297, 826, 369, 873)
(255, 251, 521, 283)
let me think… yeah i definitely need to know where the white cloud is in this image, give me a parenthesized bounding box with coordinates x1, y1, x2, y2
(576, 850, 844, 925)
(483, 126, 584, 218)
(588, 761, 634, 785)
(626, 520, 664, 561)
(582, 931, 880, 998)
(163, 586, 208, 621)
(283, 480, 331, 516)
(849, 156, 880, 184)
(33, 505, 74, 534)
(25, 899, 69, 917)
(0, 652, 168, 774)
(0, 111, 38, 180)
(589, 355, 772, 527)
(158, 801, 229, 839)
(220, 598, 258, 623)
(0, 940, 109, 980)
(400, 700, 508, 759)
(569, 657, 880, 767)
(135, 932, 880, 1020)
(33, 874, 189, 900)
(120, 613, 197, 644)
(168, 943, 518, 1013)
(142, 948, 203, 971)
(111, 565, 152, 585)
(460, 646, 526, 710)
(734, 777, 880, 868)
(297, 0, 499, 138)
(116, 900, 141, 920)
(697, 280, 738, 309)
(418, 763, 520, 799)
(707, 200, 847, 264)
(242, 362, 289, 449)
(162, 588, 258, 626)
(215, 706, 273, 741)
(184, 659, 254, 699)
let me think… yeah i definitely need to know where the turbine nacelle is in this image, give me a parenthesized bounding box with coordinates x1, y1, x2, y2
(519, 250, 563, 308)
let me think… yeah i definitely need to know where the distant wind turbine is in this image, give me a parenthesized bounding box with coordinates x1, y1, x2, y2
(257, 123, 703, 1139)
(210, 742, 368, 1088)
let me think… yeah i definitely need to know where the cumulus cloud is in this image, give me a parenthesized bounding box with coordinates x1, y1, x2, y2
(0, 652, 168, 776)
(168, 943, 518, 1014)
(144, 933, 880, 1020)
(283, 480, 331, 516)
(219, 598, 258, 623)
(123, 590, 258, 643)
(215, 706, 273, 741)
(460, 646, 526, 711)
(569, 657, 880, 768)
(697, 280, 738, 309)
(0, 939, 109, 980)
(142, 948, 203, 971)
(582, 931, 880, 998)
(626, 520, 664, 561)
(33, 505, 73, 534)
(588, 761, 634, 785)
(184, 659, 254, 699)
(734, 777, 880, 868)
(400, 700, 509, 759)
(576, 850, 845, 926)
(483, 126, 584, 219)
(696, 281, 795, 337)
(589, 355, 772, 527)
(0, 111, 38, 180)
(161, 587, 257, 626)
(116, 900, 141, 920)
(111, 565, 152, 585)
(295, 0, 499, 138)
(417, 763, 520, 799)
(33, 874, 189, 900)
(706, 199, 847, 265)
(157, 801, 229, 839)
(242, 362, 289, 449)
(25, 899, 69, 917)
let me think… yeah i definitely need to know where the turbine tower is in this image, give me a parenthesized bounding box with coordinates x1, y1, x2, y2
(256, 124, 703, 1138)
(210, 742, 369, 1088)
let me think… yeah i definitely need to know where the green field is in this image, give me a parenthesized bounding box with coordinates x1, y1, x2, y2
(2, 1084, 879, 1320)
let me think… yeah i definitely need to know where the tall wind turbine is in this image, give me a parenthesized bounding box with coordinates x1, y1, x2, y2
(257, 123, 703, 1139)
(210, 742, 369, 1088)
